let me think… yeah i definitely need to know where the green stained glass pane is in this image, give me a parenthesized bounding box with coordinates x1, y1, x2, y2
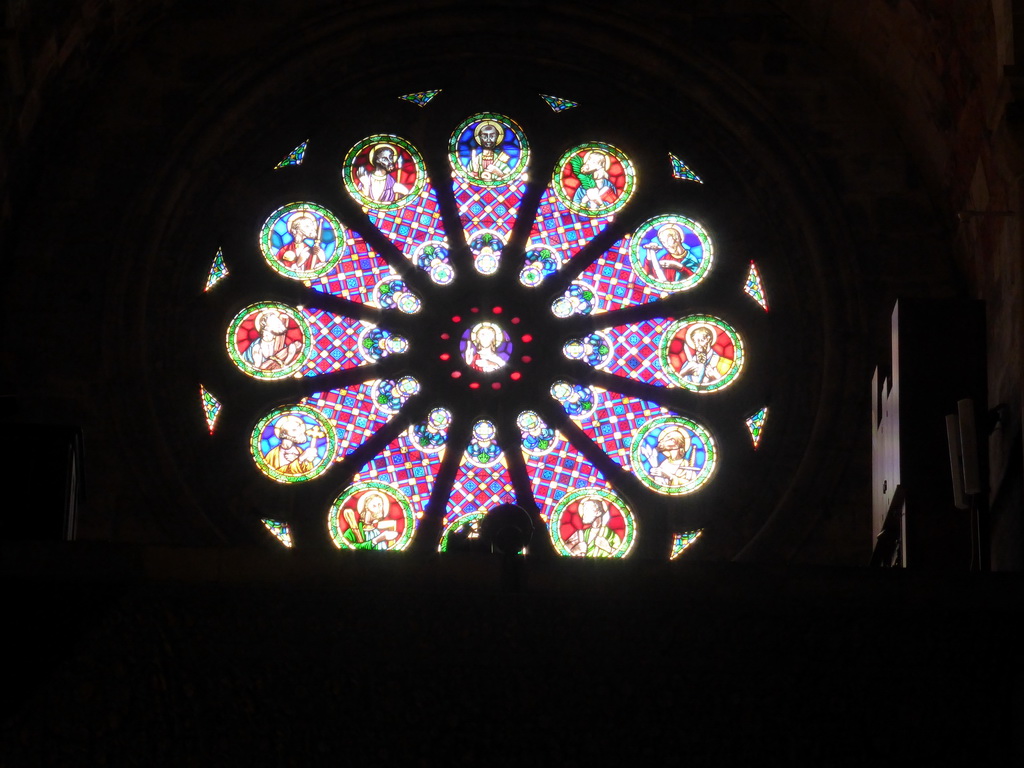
(399, 89, 440, 106)
(540, 93, 578, 112)
(746, 407, 768, 449)
(669, 153, 702, 183)
(261, 518, 294, 548)
(670, 530, 703, 559)
(205, 248, 228, 291)
(744, 261, 769, 310)
(200, 385, 222, 433)
(275, 140, 308, 169)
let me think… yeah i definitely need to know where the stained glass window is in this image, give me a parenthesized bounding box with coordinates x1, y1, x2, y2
(206, 92, 768, 559)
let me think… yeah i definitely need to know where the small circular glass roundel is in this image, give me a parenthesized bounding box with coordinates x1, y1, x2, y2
(260, 202, 344, 279)
(629, 214, 714, 292)
(549, 487, 636, 557)
(658, 314, 744, 392)
(227, 302, 313, 379)
(342, 134, 427, 211)
(630, 415, 716, 495)
(553, 142, 636, 216)
(449, 112, 530, 186)
(328, 480, 416, 551)
(251, 404, 337, 483)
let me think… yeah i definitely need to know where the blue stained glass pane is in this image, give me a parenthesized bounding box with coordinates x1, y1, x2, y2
(356, 417, 367, 427)
(542, 470, 553, 480)
(465, 480, 478, 492)
(413, 466, 425, 477)
(603, 266, 614, 276)
(343, 397, 356, 407)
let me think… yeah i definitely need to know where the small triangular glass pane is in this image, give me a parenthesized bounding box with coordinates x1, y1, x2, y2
(399, 89, 441, 107)
(670, 530, 703, 559)
(261, 518, 294, 548)
(744, 261, 769, 310)
(669, 153, 702, 183)
(275, 140, 308, 169)
(200, 385, 222, 433)
(745, 407, 768, 449)
(540, 93, 578, 112)
(204, 248, 228, 291)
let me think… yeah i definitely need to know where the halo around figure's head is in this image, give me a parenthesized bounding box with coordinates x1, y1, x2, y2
(473, 120, 505, 146)
(686, 323, 718, 348)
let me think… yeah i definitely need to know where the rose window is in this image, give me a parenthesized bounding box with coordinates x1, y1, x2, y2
(201, 91, 771, 558)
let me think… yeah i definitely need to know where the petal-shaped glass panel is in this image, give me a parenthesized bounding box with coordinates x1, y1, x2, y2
(559, 214, 713, 311)
(518, 410, 636, 558)
(227, 303, 407, 379)
(570, 315, 744, 392)
(450, 113, 530, 254)
(551, 384, 717, 495)
(526, 142, 635, 283)
(342, 134, 453, 285)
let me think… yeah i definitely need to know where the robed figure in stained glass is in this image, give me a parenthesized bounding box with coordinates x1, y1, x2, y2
(263, 414, 324, 477)
(241, 307, 304, 373)
(356, 143, 410, 204)
(341, 489, 401, 550)
(641, 223, 699, 284)
(566, 495, 622, 557)
(275, 210, 327, 272)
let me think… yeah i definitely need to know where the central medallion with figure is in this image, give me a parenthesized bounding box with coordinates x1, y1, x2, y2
(462, 322, 511, 373)
(435, 307, 532, 390)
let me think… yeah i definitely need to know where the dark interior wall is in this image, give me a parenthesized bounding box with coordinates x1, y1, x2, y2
(1, 0, 1020, 564)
